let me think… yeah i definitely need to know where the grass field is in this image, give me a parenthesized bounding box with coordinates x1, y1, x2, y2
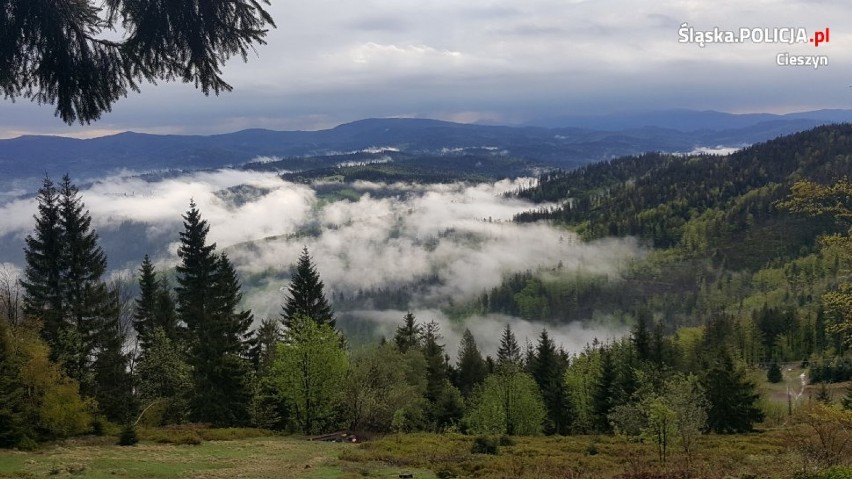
(0, 433, 436, 479)
(0, 427, 811, 479)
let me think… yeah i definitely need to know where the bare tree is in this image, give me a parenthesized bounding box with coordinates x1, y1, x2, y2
(0, 264, 22, 327)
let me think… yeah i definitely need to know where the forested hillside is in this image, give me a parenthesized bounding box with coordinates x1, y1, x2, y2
(498, 124, 852, 367)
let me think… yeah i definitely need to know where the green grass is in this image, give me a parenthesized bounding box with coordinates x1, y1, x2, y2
(0, 426, 830, 479)
(0, 433, 437, 479)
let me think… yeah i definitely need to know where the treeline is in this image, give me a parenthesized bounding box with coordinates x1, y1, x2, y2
(0, 175, 770, 450)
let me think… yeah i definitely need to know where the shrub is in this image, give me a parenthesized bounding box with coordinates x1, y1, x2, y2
(498, 435, 515, 446)
(470, 435, 498, 455)
(118, 424, 138, 446)
(767, 361, 783, 383)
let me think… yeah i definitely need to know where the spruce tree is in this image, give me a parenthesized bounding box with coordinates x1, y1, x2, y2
(249, 318, 281, 373)
(92, 291, 137, 424)
(211, 253, 254, 357)
(530, 329, 573, 435)
(497, 323, 522, 369)
(701, 353, 764, 433)
(133, 255, 159, 350)
(394, 311, 422, 353)
(455, 329, 487, 398)
(593, 348, 616, 433)
(175, 200, 218, 333)
(23, 175, 115, 397)
(633, 308, 652, 362)
(57, 175, 113, 391)
(175, 202, 252, 426)
(21, 176, 64, 350)
(421, 321, 463, 430)
(767, 359, 783, 384)
(133, 255, 178, 350)
(281, 247, 334, 329)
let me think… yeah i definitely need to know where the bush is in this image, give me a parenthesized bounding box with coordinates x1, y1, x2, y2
(118, 424, 138, 446)
(767, 361, 783, 383)
(16, 436, 38, 451)
(470, 435, 498, 455)
(498, 434, 515, 446)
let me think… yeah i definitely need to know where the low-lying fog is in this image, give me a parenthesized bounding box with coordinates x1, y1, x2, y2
(0, 169, 641, 354)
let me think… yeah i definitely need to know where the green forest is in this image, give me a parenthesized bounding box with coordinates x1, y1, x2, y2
(2, 125, 852, 479)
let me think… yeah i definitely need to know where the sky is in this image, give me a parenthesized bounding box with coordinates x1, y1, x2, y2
(1, 0, 851, 138)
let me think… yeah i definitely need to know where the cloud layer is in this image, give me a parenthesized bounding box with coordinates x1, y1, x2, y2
(0, 170, 642, 353)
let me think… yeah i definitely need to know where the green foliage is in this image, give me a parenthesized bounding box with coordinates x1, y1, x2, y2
(465, 369, 546, 436)
(790, 404, 852, 469)
(641, 396, 677, 464)
(135, 328, 191, 425)
(341, 344, 427, 433)
(11, 322, 93, 441)
(272, 315, 348, 434)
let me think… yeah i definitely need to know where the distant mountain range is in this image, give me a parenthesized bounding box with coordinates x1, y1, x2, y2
(1, 110, 850, 187)
(525, 108, 852, 130)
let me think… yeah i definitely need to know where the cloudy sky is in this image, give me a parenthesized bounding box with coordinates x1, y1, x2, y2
(2, 0, 850, 138)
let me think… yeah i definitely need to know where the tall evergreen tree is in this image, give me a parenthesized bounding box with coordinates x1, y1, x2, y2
(133, 255, 160, 350)
(23, 175, 116, 397)
(593, 348, 616, 433)
(133, 255, 178, 348)
(281, 247, 334, 329)
(211, 253, 254, 357)
(175, 201, 253, 426)
(250, 318, 281, 373)
(21, 177, 64, 351)
(455, 329, 487, 398)
(394, 311, 422, 353)
(57, 175, 113, 390)
(175, 200, 218, 333)
(497, 323, 522, 369)
(421, 321, 464, 430)
(91, 289, 137, 424)
(633, 308, 652, 362)
(530, 329, 573, 435)
(700, 353, 764, 433)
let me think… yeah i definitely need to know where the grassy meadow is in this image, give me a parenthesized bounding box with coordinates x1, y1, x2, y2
(0, 426, 816, 479)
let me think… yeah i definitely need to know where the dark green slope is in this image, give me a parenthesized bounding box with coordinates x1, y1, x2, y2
(515, 124, 852, 270)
